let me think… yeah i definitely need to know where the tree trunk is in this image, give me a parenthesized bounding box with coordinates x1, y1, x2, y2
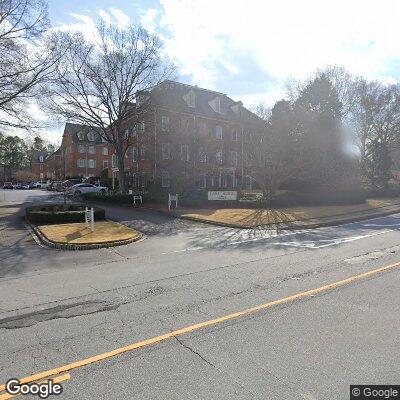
(117, 154, 126, 193)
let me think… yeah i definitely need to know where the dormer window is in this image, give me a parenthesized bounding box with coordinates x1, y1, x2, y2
(87, 131, 95, 141)
(215, 125, 223, 140)
(39, 156, 44, 163)
(77, 131, 84, 140)
(184, 90, 196, 108)
(209, 97, 221, 113)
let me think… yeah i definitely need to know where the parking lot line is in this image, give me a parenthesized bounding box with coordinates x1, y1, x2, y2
(1, 260, 400, 391)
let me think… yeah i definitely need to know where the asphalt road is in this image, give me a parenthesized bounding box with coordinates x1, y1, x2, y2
(0, 190, 399, 399)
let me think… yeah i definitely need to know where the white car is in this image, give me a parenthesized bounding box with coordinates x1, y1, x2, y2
(68, 183, 108, 196)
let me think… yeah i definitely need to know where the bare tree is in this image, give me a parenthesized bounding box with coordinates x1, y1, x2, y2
(46, 23, 174, 192)
(0, 0, 56, 130)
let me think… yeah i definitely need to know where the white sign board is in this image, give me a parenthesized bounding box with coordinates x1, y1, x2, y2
(168, 194, 178, 210)
(208, 191, 238, 201)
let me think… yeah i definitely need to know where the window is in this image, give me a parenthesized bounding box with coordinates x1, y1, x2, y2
(40, 164, 43, 171)
(39, 156, 44, 163)
(230, 151, 238, 166)
(215, 150, 223, 165)
(87, 131, 96, 141)
(77, 132, 84, 140)
(161, 116, 170, 131)
(198, 148, 207, 163)
(88, 146, 95, 154)
(132, 146, 137, 162)
(162, 143, 171, 160)
(88, 159, 96, 169)
(180, 144, 189, 161)
(78, 145, 85, 153)
(77, 159, 85, 168)
(111, 154, 117, 168)
(197, 174, 207, 189)
(215, 126, 223, 140)
(140, 145, 146, 159)
(102, 147, 108, 156)
(138, 121, 145, 132)
(161, 171, 170, 187)
(103, 160, 108, 169)
(214, 97, 221, 113)
(180, 118, 189, 133)
(186, 90, 195, 108)
(232, 130, 239, 141)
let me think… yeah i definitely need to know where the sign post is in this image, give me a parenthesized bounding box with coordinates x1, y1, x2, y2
(85, 207, 95, 232)
(168, 194, 178, 211)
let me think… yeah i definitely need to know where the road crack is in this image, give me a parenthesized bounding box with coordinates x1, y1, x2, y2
(173, 336, 215, 368)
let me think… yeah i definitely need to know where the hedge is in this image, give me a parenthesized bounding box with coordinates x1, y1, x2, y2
(26, 203, 105, 223)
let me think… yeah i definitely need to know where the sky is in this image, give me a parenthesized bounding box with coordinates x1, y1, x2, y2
(41, 0, 400, 143)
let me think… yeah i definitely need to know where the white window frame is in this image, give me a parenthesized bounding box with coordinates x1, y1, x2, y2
(39, 156, 44, 163)
(180, 144, 189, 161)
(102, 147, 108, 156)
(161, 171, 170, 187)
(111, 154, 117, 168)
(162, 143, 171, 160)
(87, 131, 96, 141)
(77, 132, 84, 140)
(132, 146, 137, 162)
(215, 125, 223, 140)
(198, 148, 207, 163)
(77, 159, 85, 168)
(88, 159, 96, 169)
(78, 145, 85, 153)
(216, 150, 223, 165)
(88, 146, 95, 154)
(161, 116, 170, 131)
(187, 91, 195, 108)
(230, 151, 238, 166)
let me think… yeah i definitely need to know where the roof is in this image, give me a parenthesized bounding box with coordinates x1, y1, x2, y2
(149, 80, 264, 125)
(31, 150, 50, 161)
(64, 122, 104, 144)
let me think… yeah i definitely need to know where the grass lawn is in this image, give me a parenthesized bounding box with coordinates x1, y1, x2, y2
(176, 198, 400, 228)
(38, 220, 140, 244)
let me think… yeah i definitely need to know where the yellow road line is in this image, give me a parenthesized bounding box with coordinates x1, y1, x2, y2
(1, 261, 400, 390)
(0, 373, 71, 400)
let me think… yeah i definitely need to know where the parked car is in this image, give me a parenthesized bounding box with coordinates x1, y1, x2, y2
(15, 183, 25, 189)
(62, 179, 82, 189)
(67, 183, 108, 196)
(29, 182, 42, 189)
(21, 183, 30, 189)
(3, 182, 13, 189)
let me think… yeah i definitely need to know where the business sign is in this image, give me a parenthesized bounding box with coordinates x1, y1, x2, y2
(208, 191, 237, 201)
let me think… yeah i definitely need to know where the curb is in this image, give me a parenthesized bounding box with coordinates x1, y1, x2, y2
(158, 207, 400, 230)
(26, 220, 142, 251)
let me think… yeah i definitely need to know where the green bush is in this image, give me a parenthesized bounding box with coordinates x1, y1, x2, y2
(82, 192, 137, 203)
(26, 203, 105, 223)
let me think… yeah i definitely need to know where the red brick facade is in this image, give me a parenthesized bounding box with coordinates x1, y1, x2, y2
(36, 81, 263, 189)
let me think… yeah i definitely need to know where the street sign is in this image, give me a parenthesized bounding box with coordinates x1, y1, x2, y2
(208, 191, 237, 201)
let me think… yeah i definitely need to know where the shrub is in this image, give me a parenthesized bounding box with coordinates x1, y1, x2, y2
(26, 203, 105, 223)
(82, 192, 137, 203)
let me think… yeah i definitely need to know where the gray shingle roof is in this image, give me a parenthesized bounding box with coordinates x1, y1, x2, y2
(65, 123, 104, 144)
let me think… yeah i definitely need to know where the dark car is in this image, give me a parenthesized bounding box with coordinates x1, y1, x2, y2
(3, 182, 13, 189)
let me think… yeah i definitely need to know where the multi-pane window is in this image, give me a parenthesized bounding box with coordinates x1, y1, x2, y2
(214, 97, 221, 113)
(161, 171, 170, 187)
(88, 146, 95, 154)
(161, 116, 170, 131)
(77, 159, 85, 168)
(77, 132, 84, 140)
(88, 159, 96, 169)
(180, 144, 189, 161)
(102, 147, 108, 156)
(111, 154, 117, 168)
(215, 125, 223, 140)
(232, 130, 239, 141)
(197, 174, 207, 189)
(87, 132, 95, 141)
(103, 160, 108, 169)
(230, 151, 238, 166)
(215, 150, 223, 165)
(132, 146, 137, 162)
(138, 121, 145, 132)
(78, 145, 85, 153)
(140, 144, 146, 159)
(162, 143, 171, 160)
(198, 148, 207, 163)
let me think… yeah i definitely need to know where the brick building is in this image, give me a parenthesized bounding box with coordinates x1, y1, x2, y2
(31, 150, 51, 181)
(59, 123, 113, 179)
(123, 80, 264, 190)
(40, 81, 264, 189)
